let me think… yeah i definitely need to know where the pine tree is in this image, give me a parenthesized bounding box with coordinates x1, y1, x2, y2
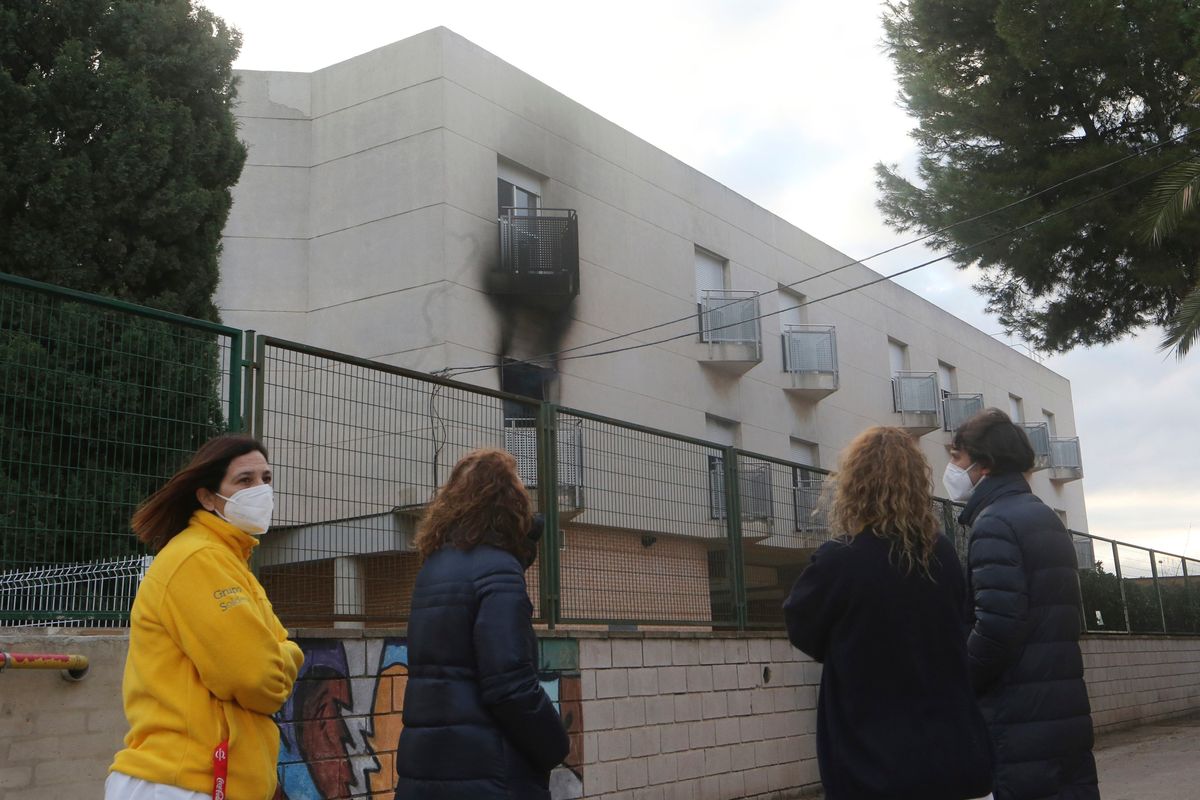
(0, 0, 245, 321)
(876, 0, 1200, 351)
(0, 1, 244, 581)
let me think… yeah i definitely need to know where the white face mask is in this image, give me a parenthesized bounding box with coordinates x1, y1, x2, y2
(215, 484, 274, 535)
(942, 462, 977, 503)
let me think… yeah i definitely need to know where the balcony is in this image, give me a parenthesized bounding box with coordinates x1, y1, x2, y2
(503, 418, 586, 518)
(697, 290, 762, 373)
(1049, 436, 1083, 482)
(793, 469, 827, 547)
(1020, 423, 1051, 471)
(891, 372, 940, 435)
(708, 457, 773, 522)
(781, 325, 838, 400)
(942, 393, 984, 435)
(489, 207, 579, 298)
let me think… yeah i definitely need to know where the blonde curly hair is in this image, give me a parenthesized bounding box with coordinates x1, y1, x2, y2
(827, 426, 940, 577)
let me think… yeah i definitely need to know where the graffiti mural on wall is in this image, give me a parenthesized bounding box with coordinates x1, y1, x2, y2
(273, 638, 583, 799)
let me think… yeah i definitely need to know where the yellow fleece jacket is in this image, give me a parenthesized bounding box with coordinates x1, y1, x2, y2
(111, 511, 303, 800)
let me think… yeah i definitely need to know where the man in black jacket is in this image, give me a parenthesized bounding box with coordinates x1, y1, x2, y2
(947, 409, 1100, 800)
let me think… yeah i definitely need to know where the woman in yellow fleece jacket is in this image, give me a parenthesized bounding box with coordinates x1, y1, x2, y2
(107, 434, 303, 800)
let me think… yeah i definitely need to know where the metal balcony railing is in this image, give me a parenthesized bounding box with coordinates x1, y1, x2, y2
(782, 325, 837, 375)
(892, 372, 939, 414)
(709, 457, 773, 520)
(699, 290, 761, 346)
(1021, 422, 1052, 469)
(497, 207, 579, 295)
(942, 393, 984, 432)
(1050, 437, 1082, 470)
(503, 417, 585, 489)
(793, 469, 825, 533)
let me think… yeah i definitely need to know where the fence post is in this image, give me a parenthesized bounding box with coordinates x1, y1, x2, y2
(1112, 541, 1131, 633)
(236, 330, 256, 435)
(723, 448, 748, 630)
(227, 329, 244, 433)
(1150, 551, 1167, 633)
(537, 403, 561, 629)
(251, 334, 266, 441)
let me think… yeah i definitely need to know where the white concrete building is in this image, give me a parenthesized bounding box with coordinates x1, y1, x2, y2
(218, 27, 1087, 533)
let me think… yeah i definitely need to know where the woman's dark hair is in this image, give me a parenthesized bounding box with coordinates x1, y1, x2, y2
(952, 408, 1035, 475)
(131, 434, 269, 552)
(414, 448, 533, 561)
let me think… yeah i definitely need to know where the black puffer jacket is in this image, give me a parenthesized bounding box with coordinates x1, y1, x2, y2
(784, 532, 994, 800)
(962, 473, 1099, 800)
(395, 544, 569, 800)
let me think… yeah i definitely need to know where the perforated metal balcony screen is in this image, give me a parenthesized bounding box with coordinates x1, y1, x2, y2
(783, 328, 836, 372)
(1022, 423, 1052, 459)
(498, 209, 576, 276)
(943, 394, 984, 432)
(1051, 437, 1082, 469)
(700, 291, 761, 345)
(892, 373, 939, 413)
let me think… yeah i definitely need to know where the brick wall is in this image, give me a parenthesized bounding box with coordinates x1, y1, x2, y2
(1081, 635, 1200, 733)
(576, 634, 821, 799)
(0, 631, 129, 799)
(5, 629, 1200, 800)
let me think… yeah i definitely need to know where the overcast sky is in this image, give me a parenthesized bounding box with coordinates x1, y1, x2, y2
(198, 0, 1200, 559)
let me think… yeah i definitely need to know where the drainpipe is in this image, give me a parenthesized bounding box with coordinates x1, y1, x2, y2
(0, 651, 90, 681)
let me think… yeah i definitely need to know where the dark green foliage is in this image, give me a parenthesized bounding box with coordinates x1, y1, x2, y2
(0, 0, 245, 321)
(877, 0, 1200, 351)
(0, 287, 228, 573)
(0, 1, 242, 582)
(1078, 565, 1127, 631)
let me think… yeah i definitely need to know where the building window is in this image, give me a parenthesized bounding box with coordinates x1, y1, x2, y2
(695, 248, 728, 341)
(790, 439, 823, 533)
(497, 159, 543, 218)
(888, 339, 909, 376)
(706, 415, 739, 520)
(937, 362, 957, 399)
(1042, 410, 1057, 436)
(779, 288, 807, 328)
(500, 358, 554, 424)
(1008, 394, 1024, 423)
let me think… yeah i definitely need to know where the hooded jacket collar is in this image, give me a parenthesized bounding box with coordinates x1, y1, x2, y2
(191, 509, 260, 561)
(958, 472, 1031, 526)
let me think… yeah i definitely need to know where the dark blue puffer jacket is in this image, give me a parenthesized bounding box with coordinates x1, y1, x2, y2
(394, 544, 569, 800)
(962, 473, 1099, 800)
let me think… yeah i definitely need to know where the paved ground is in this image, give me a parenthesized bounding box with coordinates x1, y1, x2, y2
(1094, 713, 1200, 799)
(802, 713, 1200, 799)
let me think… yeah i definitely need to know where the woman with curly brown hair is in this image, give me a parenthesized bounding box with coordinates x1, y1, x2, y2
(784, 427, 994, 800)
(394, 448, 569, 800)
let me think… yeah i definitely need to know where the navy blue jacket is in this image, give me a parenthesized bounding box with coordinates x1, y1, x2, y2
(784, 532, 994, 800)
(962, 474, 1099, 800)
(394, 544, 569, 800)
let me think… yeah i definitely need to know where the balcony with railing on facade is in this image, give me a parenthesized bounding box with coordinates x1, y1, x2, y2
(697, 290, 762, 373)
(781, 325, 838, 400)
(942, 393, 984, 436)
(1049, 436, 1083, 482)
(891, 372, 940, 435)
(1021, 423, 1052, 471)
(489, 207, 579, 298)
(503, 417, 587, 517)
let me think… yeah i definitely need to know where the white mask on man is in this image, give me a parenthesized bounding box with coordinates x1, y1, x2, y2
(215, 484, 274, 535)
(942, 462, 977, 503)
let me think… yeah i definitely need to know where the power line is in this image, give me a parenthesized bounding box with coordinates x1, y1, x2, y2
(448, 149, 1192, 375)
(443, 129, 1199, 376)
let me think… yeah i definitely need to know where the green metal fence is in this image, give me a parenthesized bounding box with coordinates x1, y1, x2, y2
(247, 336, 545, 627)
(0, 273, 244, 625)
(3, 272, 1199, 634)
